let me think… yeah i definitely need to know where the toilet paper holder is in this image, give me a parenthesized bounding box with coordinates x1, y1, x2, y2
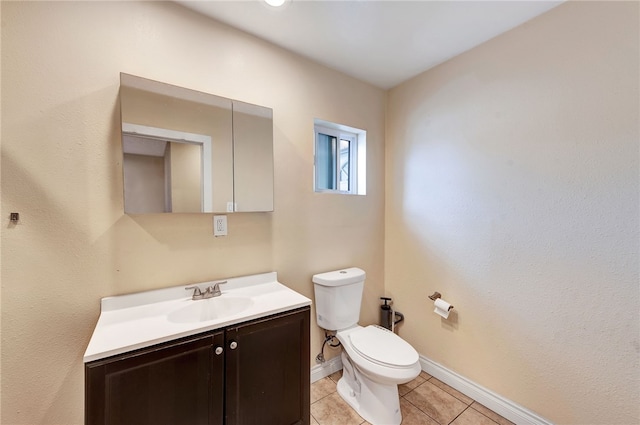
(428, 292, 454, 311)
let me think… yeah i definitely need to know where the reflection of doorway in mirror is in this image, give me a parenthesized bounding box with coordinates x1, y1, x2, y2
(122, 123, 212, 213)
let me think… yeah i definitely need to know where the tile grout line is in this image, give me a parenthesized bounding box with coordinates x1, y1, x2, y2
(401, 396, 442, 425)
(424, 374, 478, 425)
(447, 404, 503, 425)
(468, 404, 505, 425)
(400, 379, 444, 425)
(310, 377, 339, 407)
(429, 376, 474, 406)
(404, 375, 478, 425)
(447, 405, 471, 425)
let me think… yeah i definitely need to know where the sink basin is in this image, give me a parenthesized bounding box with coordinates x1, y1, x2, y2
(167, 296, 254, 323)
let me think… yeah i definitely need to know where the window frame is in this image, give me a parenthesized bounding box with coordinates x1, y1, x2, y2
(313, 119, 367, 195)
(314, 124, 360, 195)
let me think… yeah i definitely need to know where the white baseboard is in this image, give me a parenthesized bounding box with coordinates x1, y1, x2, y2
(419, 355, 553, 425)
(310, 355, 343, 383)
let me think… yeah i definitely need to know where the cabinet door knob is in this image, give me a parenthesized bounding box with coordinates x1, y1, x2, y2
(214, 346, 223, 355)
(229, 341, 238, 350)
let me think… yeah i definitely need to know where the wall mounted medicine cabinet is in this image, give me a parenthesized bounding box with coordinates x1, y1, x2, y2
(85, 307, 310, 425)
(120, 73, 274, 213)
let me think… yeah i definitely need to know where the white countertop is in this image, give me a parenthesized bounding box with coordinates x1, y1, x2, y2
(84, 272, 312, 363)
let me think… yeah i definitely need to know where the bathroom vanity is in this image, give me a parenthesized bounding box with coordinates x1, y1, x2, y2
(84, 273, 311, 425)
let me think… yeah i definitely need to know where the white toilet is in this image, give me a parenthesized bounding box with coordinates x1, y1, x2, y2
(312, 267, 421, 425)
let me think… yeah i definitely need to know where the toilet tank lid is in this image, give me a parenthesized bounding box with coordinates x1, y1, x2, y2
(312, 267, 366, 286)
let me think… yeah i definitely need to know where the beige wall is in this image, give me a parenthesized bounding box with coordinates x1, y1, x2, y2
(169, 142, 202, 213)
(123, 153, 166, 213)
(0, 2, 385, 424)
(386, 2, 639, 424)
(233, 109, 274, 212)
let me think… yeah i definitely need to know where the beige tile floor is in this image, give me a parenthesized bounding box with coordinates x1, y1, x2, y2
(310, 370, 515, 425)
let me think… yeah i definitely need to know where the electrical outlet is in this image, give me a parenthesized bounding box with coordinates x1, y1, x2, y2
(213, 215, 227, 236)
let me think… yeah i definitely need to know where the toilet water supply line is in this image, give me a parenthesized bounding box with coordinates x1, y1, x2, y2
(316, 331, 341, 363)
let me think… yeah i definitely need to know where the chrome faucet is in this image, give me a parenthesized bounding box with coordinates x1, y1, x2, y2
(185, 280, 227, 300)
(208, 280, 227, 297)
(185, 285, 204, 300)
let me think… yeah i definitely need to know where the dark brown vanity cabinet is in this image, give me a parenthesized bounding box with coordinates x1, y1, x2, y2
(86, 307, 310, 425)
(85, 331, 224, 425)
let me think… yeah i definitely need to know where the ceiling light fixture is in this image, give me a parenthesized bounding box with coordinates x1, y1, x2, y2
(264, 0, 286, 7)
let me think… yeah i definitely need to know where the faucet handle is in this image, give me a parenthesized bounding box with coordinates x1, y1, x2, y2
(210, 280, 227, 296)
(185, 286, 204, 300)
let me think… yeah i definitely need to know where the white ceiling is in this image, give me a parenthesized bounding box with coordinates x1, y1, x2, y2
(177, 1, 563, 89)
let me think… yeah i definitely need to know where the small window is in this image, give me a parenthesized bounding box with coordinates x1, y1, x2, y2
(314, 120, 366, 195)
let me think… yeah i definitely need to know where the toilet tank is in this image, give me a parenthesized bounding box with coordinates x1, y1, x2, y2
(312, 267, 365, 331)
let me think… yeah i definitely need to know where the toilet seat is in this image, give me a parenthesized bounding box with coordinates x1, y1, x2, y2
(349, 325, 419, 368)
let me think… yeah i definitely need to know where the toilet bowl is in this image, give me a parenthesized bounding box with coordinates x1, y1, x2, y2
(336, 325, 421, 425)
(312, 268, 421, 425)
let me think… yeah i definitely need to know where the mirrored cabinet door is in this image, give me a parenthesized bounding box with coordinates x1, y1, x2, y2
(232, 101, 274, 212)
(120, 74, 274, 213)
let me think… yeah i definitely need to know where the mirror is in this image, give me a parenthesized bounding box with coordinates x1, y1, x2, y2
(120, 73, 274, 213)
(232, 101, 274, 212)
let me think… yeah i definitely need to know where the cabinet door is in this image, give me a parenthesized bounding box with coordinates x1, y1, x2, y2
(225, 308, 310, 425)
(85, 331, 225, 425)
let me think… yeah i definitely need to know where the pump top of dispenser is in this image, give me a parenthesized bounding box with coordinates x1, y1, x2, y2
(380, 297, 392, 308)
